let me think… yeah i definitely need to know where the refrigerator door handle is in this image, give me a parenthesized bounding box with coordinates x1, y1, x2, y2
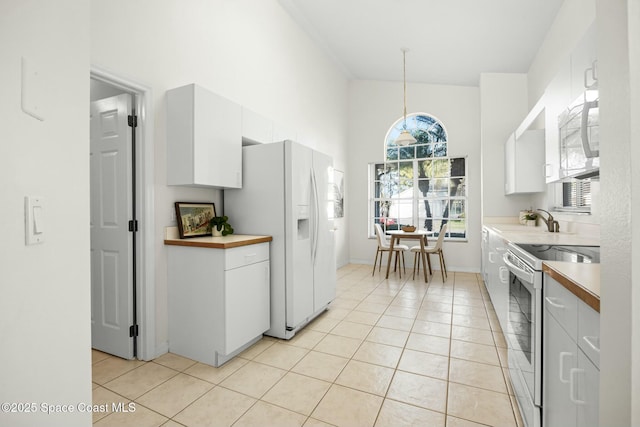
(310, 168, 319, 264)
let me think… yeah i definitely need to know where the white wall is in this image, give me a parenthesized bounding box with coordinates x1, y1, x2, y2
(597, 0, 640, 424)
(91, 0, 349, 354)
(0, 1, 92, 426)
(479, 73, 535, 219)
(347, 80, 481, 272)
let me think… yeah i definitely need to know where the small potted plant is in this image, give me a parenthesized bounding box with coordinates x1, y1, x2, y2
(524, 212, 538, 227)
(209, 215, 234, 237)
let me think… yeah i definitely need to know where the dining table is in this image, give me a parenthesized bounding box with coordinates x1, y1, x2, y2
(385, 229, 434, 283)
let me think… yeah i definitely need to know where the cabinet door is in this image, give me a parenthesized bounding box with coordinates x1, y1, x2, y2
(575, 350, 599, 427)
(481, 227, 490, 284)
(570, 24, 597, 100)
(166, 84, 242, 189)
(224, 261, 270, 354)
(505, 131, 545, 194)
(487, 231, 509, 333)
(543, 309, 577, 427)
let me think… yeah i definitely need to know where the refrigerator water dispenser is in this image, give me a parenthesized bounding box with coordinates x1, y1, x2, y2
(297, 205, 309, 240)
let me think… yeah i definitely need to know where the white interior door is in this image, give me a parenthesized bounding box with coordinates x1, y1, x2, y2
(90, 93, 134, 359)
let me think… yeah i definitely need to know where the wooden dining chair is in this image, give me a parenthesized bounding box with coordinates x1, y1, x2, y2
(373, 223, 408, 276)
(410, 223, 448, 281)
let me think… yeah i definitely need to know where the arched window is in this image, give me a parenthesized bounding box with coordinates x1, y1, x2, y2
(384, 113, 448, 160)
(369, 113, 467, 240)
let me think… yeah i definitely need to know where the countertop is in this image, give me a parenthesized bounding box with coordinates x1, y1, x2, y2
(164, 234, 272, 249)
(543, 262, 600, 312)
(484, 222, 600, 311)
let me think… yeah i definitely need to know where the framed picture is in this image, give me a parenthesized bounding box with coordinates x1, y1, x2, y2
(174, 202, 216, 238)
(333, 169, 344, 218)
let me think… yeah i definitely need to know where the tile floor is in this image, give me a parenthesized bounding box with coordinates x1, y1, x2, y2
(92, 264, 523, 427)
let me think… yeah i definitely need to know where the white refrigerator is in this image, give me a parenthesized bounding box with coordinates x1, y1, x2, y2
(225, 140, 336, 339)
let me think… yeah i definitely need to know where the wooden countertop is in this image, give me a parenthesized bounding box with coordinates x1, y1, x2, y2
(543, 262, 600, 312)
(164, 234, 272, 249)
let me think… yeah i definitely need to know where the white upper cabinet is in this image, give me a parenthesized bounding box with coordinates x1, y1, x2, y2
(167, 84, 242, 189)
(505, 129, 546, 195)
(544, 23, 597, 183)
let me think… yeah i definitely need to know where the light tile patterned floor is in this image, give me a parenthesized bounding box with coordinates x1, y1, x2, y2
(92, 264, 524, 427)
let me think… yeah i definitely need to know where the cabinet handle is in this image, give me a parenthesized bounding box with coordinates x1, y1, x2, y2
(489, 252, 496, 264)
(244, 253, 257, 259)
(569, 368, 586, 405)
(559, 351, 572, 383)
(545, 296, 565, 309)
(544, 163, 553, 178)
(499, 266, 509, 284)
(583, 335, 600, 353)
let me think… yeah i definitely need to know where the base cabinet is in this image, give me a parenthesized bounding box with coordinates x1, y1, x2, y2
(543, 274, 599, 427)
(482, 227, 509, 332)
(167, 242, 270, 366)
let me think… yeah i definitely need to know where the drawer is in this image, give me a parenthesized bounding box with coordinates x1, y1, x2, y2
(578, 301, 600, 368)
(225, 242, 269, 270)
(544, 275, 578, 340)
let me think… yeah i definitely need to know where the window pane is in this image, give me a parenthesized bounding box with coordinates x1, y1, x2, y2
(434, 142, 447, 157)
(451, 158, 465, 177)
(418, 216, 444, 233)
(387, 147, 399, 160)
(431, 123, 447, 142)
(417, 179, 430, 196)
(416, 144, 432, 158)
(389, 199, 413, 219)
(375, 163, 387, 179)
(399, 146, 415, 159)
(414, 129, 430, 144)
(431, 159, 450, 177)
(450, 178, 466, 196)
(430, 179, 449, 197)
(449, 200, 465, 219)
(447, 219, 466, 239)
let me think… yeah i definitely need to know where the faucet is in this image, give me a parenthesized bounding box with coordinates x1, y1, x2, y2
(537, 209, 560, 232)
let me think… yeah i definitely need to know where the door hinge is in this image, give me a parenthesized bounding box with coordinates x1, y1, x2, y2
(128, 220, 138, 232)
(128, 115, 138, 128)
(129, 324, 139, 337)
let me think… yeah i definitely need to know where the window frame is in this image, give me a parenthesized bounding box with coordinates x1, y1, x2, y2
(368, 112, 468, 241)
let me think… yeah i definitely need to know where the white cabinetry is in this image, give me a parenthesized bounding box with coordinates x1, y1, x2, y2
(504, 129, 545, 195)
(167, 242, 270, 367)
(167, 84, 242, 189)
(482, 227, 509, 332)
(544, 23, 597, 183)
(543, 274, 600, 427)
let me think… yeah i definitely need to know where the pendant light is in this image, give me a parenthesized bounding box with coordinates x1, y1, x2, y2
(394, 48, 416, 146)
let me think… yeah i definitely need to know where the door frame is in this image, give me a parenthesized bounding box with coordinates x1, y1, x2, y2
(90, 66, 156, 360)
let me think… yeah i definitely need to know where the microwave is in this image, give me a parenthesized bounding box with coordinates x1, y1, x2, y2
(558, 88, 599, 180)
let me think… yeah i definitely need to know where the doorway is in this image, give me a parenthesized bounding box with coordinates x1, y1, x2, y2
(89, 68, 156, 360)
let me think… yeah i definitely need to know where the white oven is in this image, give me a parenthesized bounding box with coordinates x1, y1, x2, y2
(503, 248, 542, 427)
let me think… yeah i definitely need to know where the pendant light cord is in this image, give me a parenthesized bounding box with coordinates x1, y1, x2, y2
(402, 48, 408, 129)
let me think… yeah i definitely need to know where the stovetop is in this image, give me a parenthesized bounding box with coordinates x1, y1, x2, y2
(509, 243, 600, 270)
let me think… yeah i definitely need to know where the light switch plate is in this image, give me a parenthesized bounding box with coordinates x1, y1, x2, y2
(25, 196, 45, 245)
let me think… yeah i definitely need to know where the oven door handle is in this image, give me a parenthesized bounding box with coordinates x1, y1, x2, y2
(503, 252, 535, 283)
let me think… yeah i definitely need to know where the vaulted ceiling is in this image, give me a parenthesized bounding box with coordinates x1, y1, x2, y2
(279, 0, 564, 86)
